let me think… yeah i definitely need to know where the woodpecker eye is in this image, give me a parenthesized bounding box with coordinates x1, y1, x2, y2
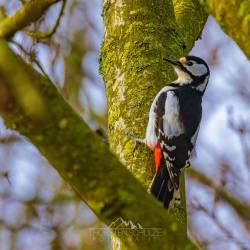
(187, 61, 193, 66)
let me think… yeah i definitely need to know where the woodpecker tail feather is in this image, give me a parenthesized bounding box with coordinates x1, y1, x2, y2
(149, 160, 180, 209)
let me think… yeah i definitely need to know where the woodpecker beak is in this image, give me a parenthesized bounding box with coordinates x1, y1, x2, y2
(163, 58, 182, 67)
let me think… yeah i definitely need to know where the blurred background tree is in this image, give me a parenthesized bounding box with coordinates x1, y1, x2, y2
(0, 1, 109, 250)
(0, 0, 249, 250)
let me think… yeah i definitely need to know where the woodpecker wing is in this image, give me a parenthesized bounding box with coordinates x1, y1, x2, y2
(148, 89, 182, 208)
(144, 86, 174, 150)
(156, 88, 202, 181)
(154, 90, 185, 188)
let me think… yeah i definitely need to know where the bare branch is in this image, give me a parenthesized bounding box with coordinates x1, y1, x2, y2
(26, 0, 66, 39)
(0, 0, 61, 38)
(10, 40, 51, 82)
(192, 203, 249, 250)
(187, 168, 250, 224)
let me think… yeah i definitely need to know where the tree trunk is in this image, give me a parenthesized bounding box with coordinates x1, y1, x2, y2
(101, 0, 206, 249)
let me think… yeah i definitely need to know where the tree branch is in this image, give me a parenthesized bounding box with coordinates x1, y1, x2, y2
(0, 0, 61, 38)
(26, 0, 66, 39)
(198, 0, 250, 59)
(187, 168, 250, 224)
(0, 39, 195, 250)
(10, 40, 51, 82)
(191, 203, 249, 249)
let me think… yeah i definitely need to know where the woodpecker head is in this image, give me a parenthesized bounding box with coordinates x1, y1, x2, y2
(164, 56, 210, 92)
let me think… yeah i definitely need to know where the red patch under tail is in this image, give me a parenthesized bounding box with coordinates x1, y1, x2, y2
(154, 144, 162, 173)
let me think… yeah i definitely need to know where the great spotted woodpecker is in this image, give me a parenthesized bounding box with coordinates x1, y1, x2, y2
(140, 56, 210, 209)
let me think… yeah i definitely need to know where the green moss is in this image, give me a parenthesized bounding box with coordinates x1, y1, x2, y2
(108, 106, 121, 131)
(118, 189, 135, 204)
(239, 1, 250, 17)
(102, 0, 111, 17)
(171, 222, 178, 232)
(242, 14, 250, 33)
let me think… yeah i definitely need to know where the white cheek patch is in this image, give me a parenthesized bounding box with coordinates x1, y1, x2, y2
(186, 63, 207, 76)
(173, 67, 192, 84)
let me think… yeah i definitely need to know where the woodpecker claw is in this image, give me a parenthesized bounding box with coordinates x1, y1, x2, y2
(125, 130, 146, 156)
(185, 160, 191, 168)
(125, 130, 144, 143)
(134, 138, 145, 144)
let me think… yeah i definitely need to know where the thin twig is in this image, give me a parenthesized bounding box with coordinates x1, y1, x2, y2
(26, 0, 66, 39)
(10, 40, 52, 82)
(192, 203, 249, 250)
(187, 168, 250, 224)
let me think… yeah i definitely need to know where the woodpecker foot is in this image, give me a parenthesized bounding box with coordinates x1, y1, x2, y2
(133, 139, 145, 156)
(125, 130, 145, 156)
(126, 130, 145, 144)
(185, 160, 191, 168)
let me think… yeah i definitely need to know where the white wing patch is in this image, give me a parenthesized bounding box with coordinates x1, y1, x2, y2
(163, 91, 184, 138)
(145, 86, 175, 149)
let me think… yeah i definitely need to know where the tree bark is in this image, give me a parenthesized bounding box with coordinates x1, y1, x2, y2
(198, 0, 250, 59)
(173, 0, 207, 51)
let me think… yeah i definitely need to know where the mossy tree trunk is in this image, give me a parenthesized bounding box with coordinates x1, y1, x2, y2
(100, 0, 207, 225)
(101, 0, 206, 249)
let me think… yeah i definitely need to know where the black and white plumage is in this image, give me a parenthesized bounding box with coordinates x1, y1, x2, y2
(143, 56, 210, 209)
